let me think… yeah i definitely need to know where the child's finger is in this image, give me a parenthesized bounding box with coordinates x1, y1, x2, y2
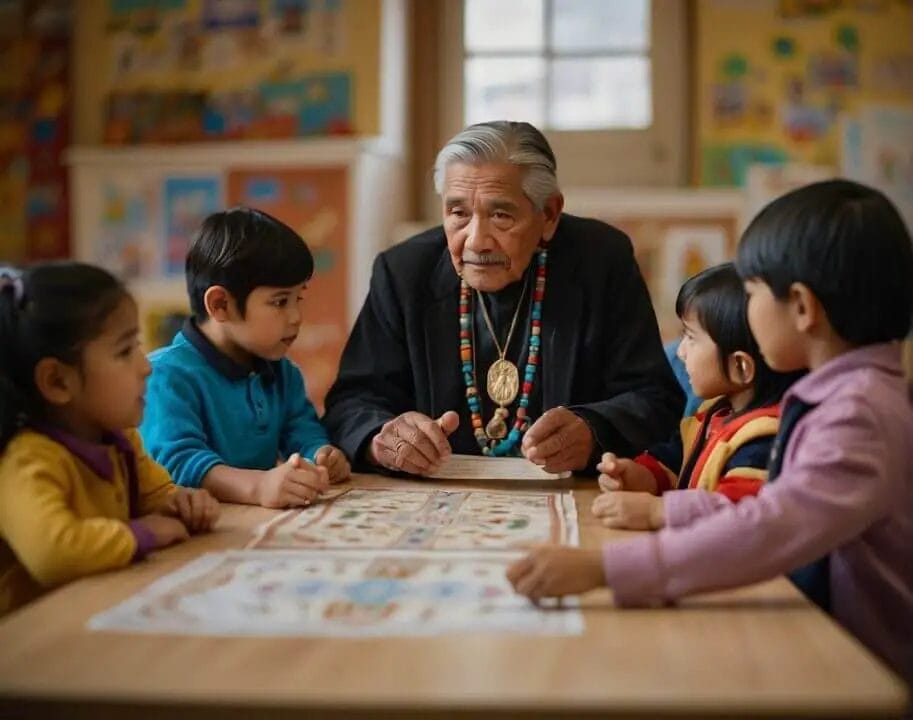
(514, 560, 547, 600)
(591, 496, 614, 517)
(205, 496, 220, 529)
(598, 475, 622, 492)
(289, 466, 329, 493)
(505, 554, 536, 588)
(283, 484, 318, 507)
(596, 452, 617, 474)
(191, 491, 211, 531)
(175, 492, 193, 524)
(314, 446, 332, 466)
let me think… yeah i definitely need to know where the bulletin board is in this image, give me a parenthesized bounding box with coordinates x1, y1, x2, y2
(563, 189, 745, 341)
(695, 0, 913, 186)
(613, 216, 739, 340)
(89, 170, 223, 280)
(97, 0, 381, 144)
(78, 162, 348, 410)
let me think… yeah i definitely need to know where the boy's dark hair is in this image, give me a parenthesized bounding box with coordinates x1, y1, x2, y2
(186, 207, 314, 321)
(0, 262, 129, 451)
(736, 179, 913, 345)
(676, 262, 802, 412)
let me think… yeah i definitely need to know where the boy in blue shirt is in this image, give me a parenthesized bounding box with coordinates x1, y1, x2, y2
(141, 207, 349, 507)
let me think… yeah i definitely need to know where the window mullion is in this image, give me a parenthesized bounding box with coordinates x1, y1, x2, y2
(543, 0, 551, 129)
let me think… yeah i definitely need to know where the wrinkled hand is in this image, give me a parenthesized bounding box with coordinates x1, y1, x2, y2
(522, 407, 594, 473)
(132, 514, 190, 550)
(258, 453, 329, 508)
(597, 452, 658, 493)
(368, 411, 459, 475)
(506, 546, 605, 602)
(314, 445, 351, 484)
(591, 491, 665, 530)
(161, 488, 220, 533)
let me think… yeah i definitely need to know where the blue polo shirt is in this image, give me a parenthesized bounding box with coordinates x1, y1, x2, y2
(140, 319, 329, 488)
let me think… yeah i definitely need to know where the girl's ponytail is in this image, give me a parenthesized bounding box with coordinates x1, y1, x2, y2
(0, 271, 26, 451)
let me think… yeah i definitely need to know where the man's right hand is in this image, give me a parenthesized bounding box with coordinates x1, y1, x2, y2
(257, 453, 330, 508)
(368, 411, 459, 475)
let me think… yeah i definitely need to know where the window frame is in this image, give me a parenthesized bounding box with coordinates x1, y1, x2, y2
(437, 0, 689, 189)
(463, 0, 653, 132)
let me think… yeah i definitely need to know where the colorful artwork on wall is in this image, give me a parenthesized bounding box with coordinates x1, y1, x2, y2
(100, 0, 363, 144)
(696, 0, 913, 185)
(162, 175, 222, 275)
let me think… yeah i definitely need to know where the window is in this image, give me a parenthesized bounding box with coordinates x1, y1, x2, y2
(425, 0, 686, 203)
(463, 0, 652, 131)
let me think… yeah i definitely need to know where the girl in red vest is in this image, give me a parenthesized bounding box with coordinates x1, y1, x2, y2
(592, 263, 802, 530)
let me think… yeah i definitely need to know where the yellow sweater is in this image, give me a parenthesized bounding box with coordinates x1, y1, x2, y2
(0, 428, 177, 616)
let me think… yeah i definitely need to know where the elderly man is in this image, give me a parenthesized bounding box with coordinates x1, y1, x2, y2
(324, 121, 683, 475)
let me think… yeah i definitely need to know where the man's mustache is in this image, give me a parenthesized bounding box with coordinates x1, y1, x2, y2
(461, 253, 511, 267)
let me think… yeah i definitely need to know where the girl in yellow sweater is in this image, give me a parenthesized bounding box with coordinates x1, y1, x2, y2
(0, 262, 219, 616)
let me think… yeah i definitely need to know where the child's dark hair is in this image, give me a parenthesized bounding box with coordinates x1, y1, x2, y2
(736, 179, 913, 344)
(0, 262, 129, 451)
(676, 263, 801, 411)
(186, 207, 314, 321)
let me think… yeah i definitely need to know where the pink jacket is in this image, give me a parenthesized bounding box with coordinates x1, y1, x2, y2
(602, 343, 913, 684)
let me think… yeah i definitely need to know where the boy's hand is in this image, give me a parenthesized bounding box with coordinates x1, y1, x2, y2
(592, 491, 665, 530)
(162, 488, 220, 533)
(258, 453, 329, 509)
(314, 445, 351, 484)
(506, 546, 605, 602)
(133, 514, 190, 549)
(597, 452, 658, 494)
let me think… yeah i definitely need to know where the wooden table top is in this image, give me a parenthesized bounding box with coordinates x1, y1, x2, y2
(0, 474, 907, 719)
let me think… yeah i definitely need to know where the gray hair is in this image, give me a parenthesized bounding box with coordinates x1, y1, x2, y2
(433, 121, 560, 211)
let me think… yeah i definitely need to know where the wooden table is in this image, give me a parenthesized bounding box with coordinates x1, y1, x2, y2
(0, 474, 907, 719)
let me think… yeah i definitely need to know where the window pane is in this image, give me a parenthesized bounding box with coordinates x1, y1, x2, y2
(548, 57, 651, 130)
(465, 57, 546, 126)
(551, 0, 650, 53)
(464, 0, 544, 53)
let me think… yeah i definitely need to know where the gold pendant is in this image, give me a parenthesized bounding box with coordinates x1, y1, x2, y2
(487, 358, 519, 406)
(485, 407, 509, 440)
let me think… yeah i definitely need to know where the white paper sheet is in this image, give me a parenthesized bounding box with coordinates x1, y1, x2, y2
(425, 454, 571, 481)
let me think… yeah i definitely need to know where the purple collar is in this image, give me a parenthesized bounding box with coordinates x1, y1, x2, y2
(30, 423, 140, 517)
(30, 423, 131, 481)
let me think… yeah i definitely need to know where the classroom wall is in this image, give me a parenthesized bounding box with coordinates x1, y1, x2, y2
(694, 0, 913, 187)
(0, 0, 70, 263)
(73, 0, 382, 146)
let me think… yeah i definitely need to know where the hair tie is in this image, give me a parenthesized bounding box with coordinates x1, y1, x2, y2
(0, 269, 25, 307)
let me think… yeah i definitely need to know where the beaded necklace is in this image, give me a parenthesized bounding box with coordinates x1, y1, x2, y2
(459, 248, 547, 456)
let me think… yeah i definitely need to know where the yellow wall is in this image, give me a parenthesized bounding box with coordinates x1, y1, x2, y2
(73, 0, 381, 144)
(695, 0, 913, 185)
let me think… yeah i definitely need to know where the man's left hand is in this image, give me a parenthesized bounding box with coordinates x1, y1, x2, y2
(522, 407, 594, 473)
